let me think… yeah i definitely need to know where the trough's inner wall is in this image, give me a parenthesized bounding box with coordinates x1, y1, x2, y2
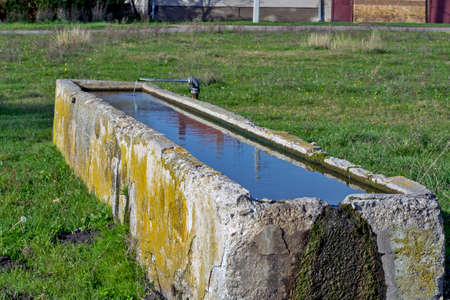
(53, 79, 445, 300)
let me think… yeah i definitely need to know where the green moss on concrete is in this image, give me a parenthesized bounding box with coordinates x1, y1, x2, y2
(310, 151, 327, 164)
(294, 205, 385, 300)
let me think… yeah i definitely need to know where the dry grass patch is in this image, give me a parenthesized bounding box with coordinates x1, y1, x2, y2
(361, 31, 385, 53)
(48, 26, 92, 60)
(54, 26, 92, 49)
(307, 31, 385, 53)
(307, 33, 332, 49)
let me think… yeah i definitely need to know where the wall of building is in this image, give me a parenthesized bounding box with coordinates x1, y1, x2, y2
(155, 6, 319, 21)
(353, 0, 427, 23)
(134, 0, 328, 21)
(135, 0, 436, 23)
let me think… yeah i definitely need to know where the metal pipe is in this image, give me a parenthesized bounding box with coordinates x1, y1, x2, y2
(139, 78, 188, 83)
(139, 77, 200, 99)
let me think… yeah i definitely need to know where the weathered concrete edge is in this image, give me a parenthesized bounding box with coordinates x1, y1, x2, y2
(342, 194, 445, 299)
(54, 79, 329, 299)
(72, 79, 429, 195)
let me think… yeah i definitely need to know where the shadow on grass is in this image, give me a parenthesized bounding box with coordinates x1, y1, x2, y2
(0, 101, 54, 142)
(0, 102, 54, 117)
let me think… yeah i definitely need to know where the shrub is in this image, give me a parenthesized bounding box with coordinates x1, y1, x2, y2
(1, 0, 128, 22)
(0, 0, 6, 22)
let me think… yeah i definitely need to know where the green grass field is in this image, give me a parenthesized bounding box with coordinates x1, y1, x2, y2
(0, 27, 448, 298)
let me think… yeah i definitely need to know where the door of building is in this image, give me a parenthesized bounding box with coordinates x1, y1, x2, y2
(332, 0, 353, 22)
(429, 0, 450, 23)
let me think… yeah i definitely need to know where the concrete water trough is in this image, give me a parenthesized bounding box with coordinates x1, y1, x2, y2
(53, 79, 445, 299)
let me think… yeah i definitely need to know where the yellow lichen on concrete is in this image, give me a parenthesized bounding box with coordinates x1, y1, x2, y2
(389, 176, 414, 187)
(129, 142, 192, 295)
(267, 129, 316, 153)
(86, 116, 114, 205)
(52, 85, 219, 297)
(391, 226, 440, 298)
(53, 91, 71, 156)
(115, 139, 222, 299)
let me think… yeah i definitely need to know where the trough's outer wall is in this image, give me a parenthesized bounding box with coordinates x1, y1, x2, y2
(53, 79, 445, 299)
(52, 79, 328, 299)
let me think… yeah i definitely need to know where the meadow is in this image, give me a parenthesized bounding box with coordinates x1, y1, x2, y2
(0, 26, 448, 298)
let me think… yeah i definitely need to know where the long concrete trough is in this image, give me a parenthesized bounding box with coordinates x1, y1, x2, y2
(53, 79, 445, 299)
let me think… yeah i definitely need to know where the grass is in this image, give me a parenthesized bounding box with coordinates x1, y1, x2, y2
(307, 31, 385, 52)
(0, 28, 448, 297)
(0, 105, 151, 297)
(0, 20, 449, 31)
(54, 26, 92, 49)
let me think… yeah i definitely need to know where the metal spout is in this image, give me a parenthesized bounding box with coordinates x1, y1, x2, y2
(139, 77, 200, 99)
(187, 77, 200, 99)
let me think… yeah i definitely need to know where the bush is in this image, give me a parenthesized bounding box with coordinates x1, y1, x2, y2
(0, 1, 6, 22)
(1, 0, 129, 22)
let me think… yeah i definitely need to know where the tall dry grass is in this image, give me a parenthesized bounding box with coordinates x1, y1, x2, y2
(307, 32, 332, 49)
(48, 26, 92, 59)
(54, 26, 92, 49)
(307, 31, 385, 53)
(361, 31, 385, 53)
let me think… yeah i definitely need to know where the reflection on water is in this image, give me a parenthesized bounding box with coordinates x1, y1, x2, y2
(95, 92, 366, 204)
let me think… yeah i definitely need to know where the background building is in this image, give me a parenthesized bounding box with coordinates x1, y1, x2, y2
(134, 0, 449, 23)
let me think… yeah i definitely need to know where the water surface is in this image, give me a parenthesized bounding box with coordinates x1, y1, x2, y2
(95, 92, 367, 204)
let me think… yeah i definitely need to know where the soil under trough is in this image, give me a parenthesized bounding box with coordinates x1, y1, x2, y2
(0, 256, 25, 270)
(51, 228, 100, 245)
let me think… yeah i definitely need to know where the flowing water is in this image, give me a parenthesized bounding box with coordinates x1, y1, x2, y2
(95, 92, 372, 204)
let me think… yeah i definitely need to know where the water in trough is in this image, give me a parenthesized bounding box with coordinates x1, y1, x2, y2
(95, 92, 371, 204)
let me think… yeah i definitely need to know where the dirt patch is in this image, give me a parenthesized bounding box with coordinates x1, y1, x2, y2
(0, 256, 25, 270)
(52, 228, 100, 245)
(144, 289, 165, 300)
(1, 289, 34, 300)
